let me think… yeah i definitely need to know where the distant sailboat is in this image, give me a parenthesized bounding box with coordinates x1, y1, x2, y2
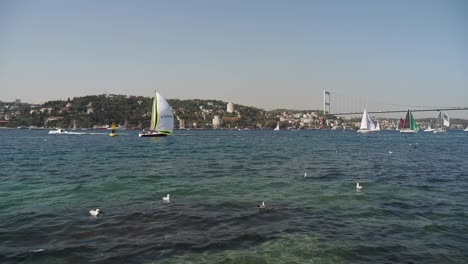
(71, 120, 77, 130)
(274, 122, 280, 131)
(139, 92, 174, 137)
(433, 112, 449, 133)
(400, 110, 419, 133)
(357, 109, 376, 133)
(464, 126, 468, 132)
(374, 121, 381, 131)
(397, 118, 405, 131)
(424, 120, 435, 132)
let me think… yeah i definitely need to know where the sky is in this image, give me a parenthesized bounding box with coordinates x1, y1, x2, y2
(1, 0, 467, 117)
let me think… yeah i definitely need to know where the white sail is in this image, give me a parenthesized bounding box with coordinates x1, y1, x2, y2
(375, 121, 380, 131)
(359, 109, 375, 131)
(442, 112, 450, 128)
(359, 109, 368, 130)
(433, 112, 447, 133)
(274, 122, 280, 131)
(154, 92, 174, 134)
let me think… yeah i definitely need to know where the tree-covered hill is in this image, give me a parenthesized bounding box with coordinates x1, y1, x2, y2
(1, 94, 298, 129)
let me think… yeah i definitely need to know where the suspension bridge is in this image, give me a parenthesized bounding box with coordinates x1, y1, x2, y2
(322, 91, 468, 117)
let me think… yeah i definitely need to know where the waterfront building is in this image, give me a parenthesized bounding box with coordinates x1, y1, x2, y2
(179, 119, 185, 129)
(213, 115, 222, 128)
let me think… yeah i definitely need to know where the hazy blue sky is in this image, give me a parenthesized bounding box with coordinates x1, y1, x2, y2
(1, 0, 467, 116)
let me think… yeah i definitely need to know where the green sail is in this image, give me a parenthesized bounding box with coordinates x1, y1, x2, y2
(409, 112, 419, 131)
(149, 92, 157, 131)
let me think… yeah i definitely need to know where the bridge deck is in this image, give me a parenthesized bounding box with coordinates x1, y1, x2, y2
(330, 107, 468, 116)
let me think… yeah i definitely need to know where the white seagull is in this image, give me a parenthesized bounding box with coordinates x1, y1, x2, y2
(356, 182, 363, 191)
(162, 194, 170, 202)
(89, 208, 100, 217)
(257, 201, 266, 209)
(304, 172, 307, 178)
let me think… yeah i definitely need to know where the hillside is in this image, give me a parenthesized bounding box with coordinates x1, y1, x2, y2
(0, 94, 295, 129)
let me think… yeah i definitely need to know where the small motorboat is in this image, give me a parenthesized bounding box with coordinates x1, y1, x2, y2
(48, 128, 69, 135)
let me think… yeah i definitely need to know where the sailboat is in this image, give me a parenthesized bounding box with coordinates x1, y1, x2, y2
(397, 118, 405, 131)
(374, 121, 381, 131)
(71, 120, 77, 130)
(433, 112, 449, 133)
(357, 109, 376, 133)
(139, 92, 174, 137)
(464, 126, 468, 132)
(274, 122, 280, 131)
(399, 110, 419, 133)
(424, 120, 435, 132)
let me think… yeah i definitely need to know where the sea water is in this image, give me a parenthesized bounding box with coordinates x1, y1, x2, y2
(0, 129, 467, 263)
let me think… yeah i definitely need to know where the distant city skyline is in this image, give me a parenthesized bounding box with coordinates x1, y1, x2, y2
(1, 0, 467, 117)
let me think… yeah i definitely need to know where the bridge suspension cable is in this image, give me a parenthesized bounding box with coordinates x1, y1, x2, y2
(323, 90, 468, 116)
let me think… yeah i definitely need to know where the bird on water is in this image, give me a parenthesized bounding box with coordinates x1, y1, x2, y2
(257, 201, 266, 209)
(356, 182, 363, 191)
(89, 208, 100, 217)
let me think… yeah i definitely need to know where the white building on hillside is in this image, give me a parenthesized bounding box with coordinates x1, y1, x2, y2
(227, 102, 235, 113)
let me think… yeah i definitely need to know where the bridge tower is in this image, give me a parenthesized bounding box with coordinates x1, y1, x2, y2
(323, 91, 331, 115)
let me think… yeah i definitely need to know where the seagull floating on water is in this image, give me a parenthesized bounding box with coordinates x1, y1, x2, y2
(30, 249, 45, 253)
(257, 201, 266, 209)
(356, 182, 363, 191)
(89, 208, 100, 217)
(304, 172, 307, 178)
(388, 150, 393, 154)
(162, 194, 170, 202)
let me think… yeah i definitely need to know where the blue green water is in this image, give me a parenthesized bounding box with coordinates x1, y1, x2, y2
(1, 129, 467, 263)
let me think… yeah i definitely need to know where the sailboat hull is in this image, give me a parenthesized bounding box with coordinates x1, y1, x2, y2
(400, 129, 418, 134)
(139, 132, 168, 137)
(433, 129, 446, 134)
